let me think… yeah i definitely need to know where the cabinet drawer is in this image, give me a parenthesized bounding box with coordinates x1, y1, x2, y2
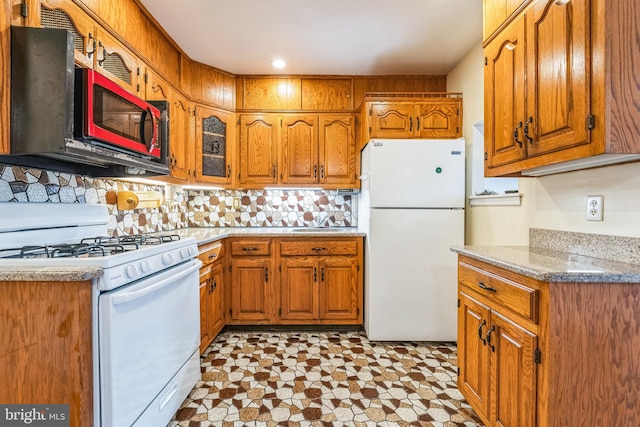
(280, 240, 358, 256)
(198, 241, 223, 265)
(230, 240, 271, 256)
(459, 261, 538, 322)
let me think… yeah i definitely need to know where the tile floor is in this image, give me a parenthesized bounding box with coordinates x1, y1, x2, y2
(168, 331, 483, 426)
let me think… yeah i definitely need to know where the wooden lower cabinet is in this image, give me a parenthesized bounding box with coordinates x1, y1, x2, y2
(278, 237, 363, 325)
(0, 280, 93, 427)
(457, 255, 640, 427)
(226, 236, 363, 326)
(198, 241, 225, 353)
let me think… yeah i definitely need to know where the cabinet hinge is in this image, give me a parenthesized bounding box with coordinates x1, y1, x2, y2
(484, 152, 488, 161)
(587, 114, 596, 130)
(279, 265, 282, 272)
(457, 298, 460, 308)
(357, 264, 360, 272)
(229, 308, 232, 315)
(534, 349, 541, 364)
(456, 126, 459, 133)
(279, 308, 282, 316)
(136, 84, 140, 93)
(20, 2, 28, 17)
(357, 308, 360, 315)
(228, 265, 231, 272)
(237, 118, 241, 125)
(457, 367, 460, 376)
(355, 116, 359, 126)
(456, 109, 460, 116)
(144, 73, 148, 83)
(484, 57, 488, 66)
(368, 126, 372, 135)
(368, 108, 372, 116)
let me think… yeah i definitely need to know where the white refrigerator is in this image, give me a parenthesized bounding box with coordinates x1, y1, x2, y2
(358, 138, 465, 341)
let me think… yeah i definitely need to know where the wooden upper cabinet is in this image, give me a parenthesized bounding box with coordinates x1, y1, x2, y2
(525, 0, 590, 157)
(319, 115, 357, 186)
(239, 114, 279, 185)
(483, 0, 528, 42)
(366, 99, 462, 140)
(242, 78, 302, 110)
(484, 17, 526, 169)
(281, 115, 319, 184)
(168, 91, 194, 182)
(143, 68, 170, 102)
(39, 0, 139, 94)
(195, 106, 234, 185)
(484, 0, 604, 176)
(301, 79, 352, 111)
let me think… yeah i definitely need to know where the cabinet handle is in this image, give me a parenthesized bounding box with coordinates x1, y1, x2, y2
(524, 116, 534, 144)
(314, 267, 317, 282)
(86, 32, 96, 57)
(478, 282, 497, 292)
(478, 319, 487, 345)
(227, 164, 231, 178)
(97, 41, 106, 66)
(409, 116, 413, 132)
(311, 247, 327, 252)
(486, 326, 496, 352)
(242, 247, 258, 252)
(212, 280, 217, 291)
(417, 117, 421, 131)
(513, 121, 523, 148)
(314, 164, 317, 179)
(272, 164, 277, 178)
(208, 253, 218, 259)
(265, 267, 269, 282)
(321, 267, 325, 282)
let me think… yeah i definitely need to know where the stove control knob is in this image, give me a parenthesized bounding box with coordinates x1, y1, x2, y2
(162, 253, 174, 266)
(125, 265, 139, 279)
(140, 260, 152, 273)
(180, 248, 190, 259)
(188, 247, 197, 257)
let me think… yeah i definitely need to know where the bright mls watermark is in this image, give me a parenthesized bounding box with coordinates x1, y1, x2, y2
(0, 405, 69, 427)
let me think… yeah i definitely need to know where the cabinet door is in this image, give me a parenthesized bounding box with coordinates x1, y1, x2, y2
(369, 103, 415, 138)
(94, 27, 140, 95)
(199, 267, 212, 354)
(239, 114, 279, 185)
(280, 258, 318, 321)
(40, 0, 97, 69)
(281, 115, 318, 184)
(229, 258, 270, 322)
(458, 292, 491, 421)
(169, 92, 194, 182)
(144, 68, 170, 102)
(490, 312, 537, 427)
(209, 261, 225, 338)
(525, 0, 591, 157)
(484, 16, 527, 169)
(196, 106, 233, 185)
(319, 258, 360, 322)
(415, 100, 461, 139)
(319, 115, 357, 186)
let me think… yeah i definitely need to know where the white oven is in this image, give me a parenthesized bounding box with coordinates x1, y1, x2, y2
(0, 202, 201, 427)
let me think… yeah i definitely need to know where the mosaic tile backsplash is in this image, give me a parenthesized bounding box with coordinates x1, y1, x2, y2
(0, 166, 355, 236)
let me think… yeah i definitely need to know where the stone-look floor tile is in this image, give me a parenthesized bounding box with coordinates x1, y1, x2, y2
(170, 331, 483, 426)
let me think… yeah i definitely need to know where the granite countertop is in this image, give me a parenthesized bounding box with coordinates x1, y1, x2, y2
(0, 266, 103, 282)
(451, 245, 640, 283)
(161, 227, 365, 246)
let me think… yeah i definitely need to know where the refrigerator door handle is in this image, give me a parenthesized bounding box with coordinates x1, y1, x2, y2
(359, 173, 370, 181)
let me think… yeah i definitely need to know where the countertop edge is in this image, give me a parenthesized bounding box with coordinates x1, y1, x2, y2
(0, 267, 103, 282)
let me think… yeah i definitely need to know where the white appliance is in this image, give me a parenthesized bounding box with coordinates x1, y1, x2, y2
(0, 203, 202, 427)
(358, 139, 465, 341)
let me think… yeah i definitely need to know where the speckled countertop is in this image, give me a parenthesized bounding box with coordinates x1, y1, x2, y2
(0, 227, 363, 282)
(451, 245, 640, 283)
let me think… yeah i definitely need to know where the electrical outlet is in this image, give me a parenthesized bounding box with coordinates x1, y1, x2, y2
(586, 195, 603, 221)
(233, 198, 241, 209)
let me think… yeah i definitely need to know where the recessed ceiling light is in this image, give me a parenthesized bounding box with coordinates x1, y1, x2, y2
(272, 59, 286, 69)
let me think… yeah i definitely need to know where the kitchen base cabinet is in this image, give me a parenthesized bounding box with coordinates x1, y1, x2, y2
(198, 241, 225, 353)
(227, 239, 273, 324)
(0, 280, 93, 427)
(457, 255, 640, 427)
(278, 237, 363, 325)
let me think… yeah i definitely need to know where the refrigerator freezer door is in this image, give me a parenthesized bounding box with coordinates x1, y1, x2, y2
(363, 139, 465, 208)
(364, 208, 464, 341)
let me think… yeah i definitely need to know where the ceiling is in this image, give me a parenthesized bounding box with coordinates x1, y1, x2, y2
(138, 0, 483, 76)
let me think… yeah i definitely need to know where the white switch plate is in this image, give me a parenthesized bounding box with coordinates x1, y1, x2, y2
(586, 195, 603, 221)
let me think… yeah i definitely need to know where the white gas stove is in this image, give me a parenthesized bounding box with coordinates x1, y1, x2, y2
(0, 202, 201, 427)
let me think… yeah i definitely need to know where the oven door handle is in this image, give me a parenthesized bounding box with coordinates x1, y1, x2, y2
(112, 260, 202, 306)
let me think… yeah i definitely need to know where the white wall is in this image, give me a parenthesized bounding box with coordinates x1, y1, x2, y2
(448, 45, 640, 244)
